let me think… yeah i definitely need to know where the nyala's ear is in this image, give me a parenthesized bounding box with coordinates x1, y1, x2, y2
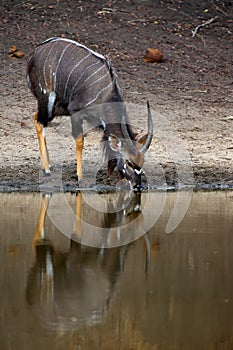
(108, 134, 122, 152)
(136, 133, 149, 146)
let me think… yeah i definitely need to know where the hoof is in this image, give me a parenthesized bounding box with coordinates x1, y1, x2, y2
(42, 193, 52, 198)
(43, 169, 51, 176)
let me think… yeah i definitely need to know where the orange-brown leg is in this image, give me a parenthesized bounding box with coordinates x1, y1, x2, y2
(73, 193, 82, 240)
(44, 134, 50, 167)
(32, 194, 54, 302)
(33, 194, 50, 247)
(34, 112, 50, 174)
(75, 135, 84, 180)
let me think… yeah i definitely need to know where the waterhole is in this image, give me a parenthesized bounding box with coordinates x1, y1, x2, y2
(0, 191, 232, 349)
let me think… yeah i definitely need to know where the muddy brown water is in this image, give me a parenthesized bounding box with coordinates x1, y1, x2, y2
(0, 191, 233, 350)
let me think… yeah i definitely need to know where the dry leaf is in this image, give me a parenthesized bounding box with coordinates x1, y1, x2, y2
(14, 51, 24, 58)
(11, 51, 24, 58)
(8, 46, 17, 54)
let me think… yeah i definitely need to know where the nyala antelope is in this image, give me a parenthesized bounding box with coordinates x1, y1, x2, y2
(27, 37, 153, 189)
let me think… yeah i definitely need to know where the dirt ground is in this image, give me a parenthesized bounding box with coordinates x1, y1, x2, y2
(0, 0, 232, 192)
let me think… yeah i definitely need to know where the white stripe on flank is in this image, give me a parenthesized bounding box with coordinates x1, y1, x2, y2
(84, 81, 113, 108)
(83, 63, 104, 84)
(44, 40, 61, 90)
(54, 43, 72, 90)
(43, 44, 55, 88)
(87, 72, 110, 88)
(69, 61, 101, 100)
(63, 52, 92, 99)
(37, 39, 60, 90)
(49, 53, 58, 89)
(36, 43, 48, 57)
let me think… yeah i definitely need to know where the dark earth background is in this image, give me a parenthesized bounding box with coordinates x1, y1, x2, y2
(0, 0, 232, 191)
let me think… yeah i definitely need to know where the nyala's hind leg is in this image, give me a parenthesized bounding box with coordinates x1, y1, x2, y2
(32, 194, 50, 249)
(34, 112, 50, 174)
(72, 192, 82, 241)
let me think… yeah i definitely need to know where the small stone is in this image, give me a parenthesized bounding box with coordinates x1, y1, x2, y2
(144, 48, 163, 63)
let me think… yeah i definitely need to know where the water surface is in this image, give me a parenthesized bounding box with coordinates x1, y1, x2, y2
(0, 191, 233, 349)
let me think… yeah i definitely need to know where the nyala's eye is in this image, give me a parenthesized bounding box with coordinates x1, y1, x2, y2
(127, 161, 134, 169)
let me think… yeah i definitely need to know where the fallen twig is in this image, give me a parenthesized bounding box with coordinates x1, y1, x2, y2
(16, 23, 21, 36)
(191, 17, 218, 37)
(103, 7, 130, 13)
(97, 7, 131, 15)
(212, 4, 228, 16)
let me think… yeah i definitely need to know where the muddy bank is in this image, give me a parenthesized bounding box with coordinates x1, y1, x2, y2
(0, 0, 232, 192)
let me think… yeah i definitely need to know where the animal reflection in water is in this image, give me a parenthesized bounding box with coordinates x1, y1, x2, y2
(26, 191, 151, 331)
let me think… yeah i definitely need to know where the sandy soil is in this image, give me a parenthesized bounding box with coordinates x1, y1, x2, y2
(0, 0, 232, 191)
